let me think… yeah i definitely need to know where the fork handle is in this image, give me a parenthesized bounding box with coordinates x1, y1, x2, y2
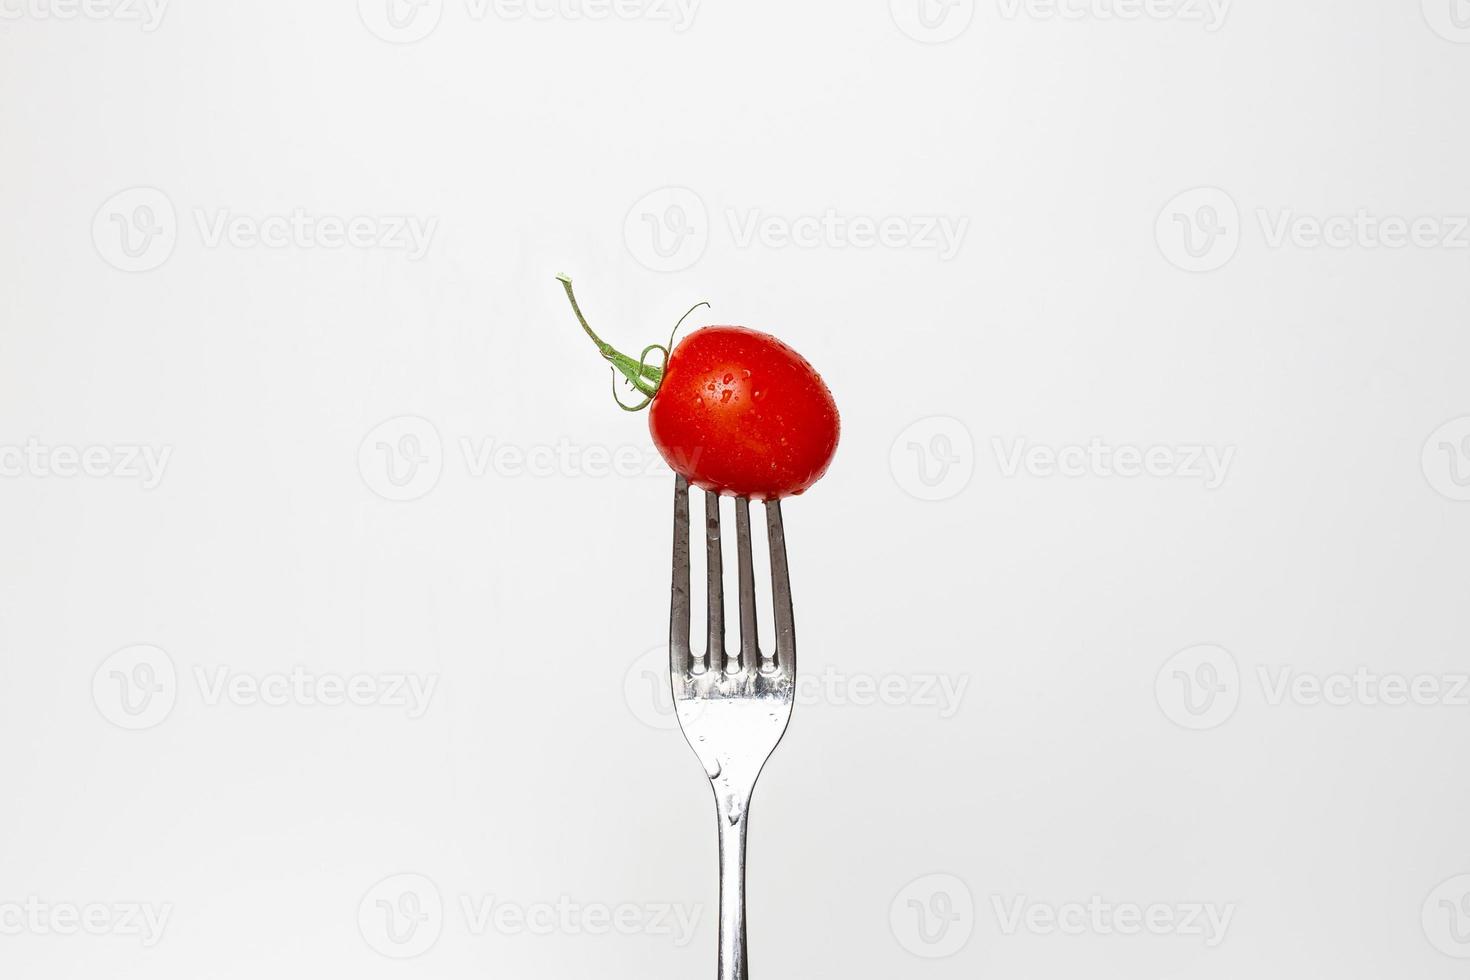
(715, 797, 752, 980)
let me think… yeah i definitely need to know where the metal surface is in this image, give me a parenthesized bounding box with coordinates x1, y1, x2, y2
(668, 475, 796, 980)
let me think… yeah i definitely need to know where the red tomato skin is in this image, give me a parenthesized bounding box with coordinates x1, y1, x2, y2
(648, 326, 840, 499)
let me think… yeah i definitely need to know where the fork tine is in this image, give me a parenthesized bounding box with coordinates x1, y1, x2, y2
(734, 498, 759, 672)
(704, 490, 725, 674)
(765, 499, 795, 675)
(670, 475, 692, 674)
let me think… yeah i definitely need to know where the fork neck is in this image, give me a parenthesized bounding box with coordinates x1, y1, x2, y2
(715, 796, 752, 980)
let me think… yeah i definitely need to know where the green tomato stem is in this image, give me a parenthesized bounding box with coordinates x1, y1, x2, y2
(557, 275, 663, 397)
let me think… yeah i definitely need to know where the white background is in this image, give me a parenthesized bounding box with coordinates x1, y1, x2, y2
(3, 1, 1470, 977)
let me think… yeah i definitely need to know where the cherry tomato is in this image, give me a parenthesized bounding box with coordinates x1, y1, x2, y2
(648, 326, 839, 499)
(557, 276, 840, 499)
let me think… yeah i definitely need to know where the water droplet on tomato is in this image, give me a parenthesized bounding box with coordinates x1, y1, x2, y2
(722, 372, 733, 384)
(721, 390, 732, 404)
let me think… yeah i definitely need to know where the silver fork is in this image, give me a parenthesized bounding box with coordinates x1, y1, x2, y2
(669, 475, 797, 980)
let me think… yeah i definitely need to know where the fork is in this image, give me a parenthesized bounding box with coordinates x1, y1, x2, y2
(669, 474, 797, 980)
